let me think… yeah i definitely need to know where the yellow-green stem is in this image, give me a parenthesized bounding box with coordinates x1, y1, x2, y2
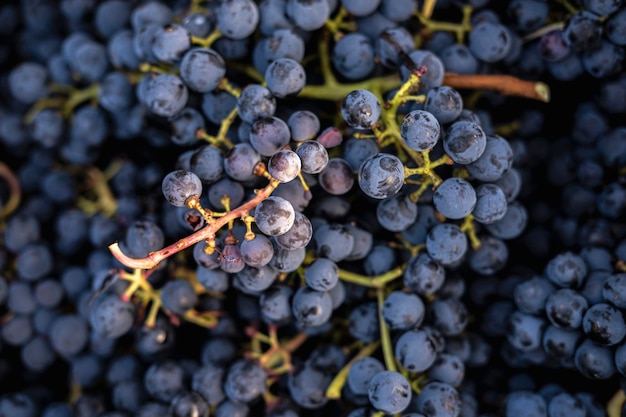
(377, 287, 396, 372)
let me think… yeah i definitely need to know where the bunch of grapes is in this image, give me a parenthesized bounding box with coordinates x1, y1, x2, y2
(0, 0, 625, 417)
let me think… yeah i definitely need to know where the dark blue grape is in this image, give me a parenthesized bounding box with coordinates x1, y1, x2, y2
(259, 284, 293, 325)
(224, 359, 267, 403)
(287, 364, 331, 409)
(395, 329, 438, 372)
(469, 21, 513, 62)
(89, 293, 135, 339)
(504, 391, 547, 417)
(484, 201, 528, 240)
(292, 286, 333, 327)
(341, 89, 381, 130)
(514, 276, 556, 315)
(574, 338, 615, 379)
(582, 302, 626, 345)
(376, 27, 414, 67)
(507, 311, 546, 351)
(180, 47, 225, 93)
(545, 252, 587, 288)
(332, 33, 375, 80)
(160, 279, 197, 316)
(468, 236, 508, 275)
(415, 381, 461, 417)
(265, 58, 306, 98)
(286, 0, 330, 31)
(143, 74, 188, 117)
(151, 24, 190, 64)
(377, 193, 417, 231)
(562, 11, 602, 52)
(443, 120, 486, 165)
(144, 360, 184, 402)
(433, 178, 476, 220)
(349, 302, 379, 343)
(426, 223, 467, 266)
(216, 0, 259, 39)
(367, 371, 411, 414)
(383, 290, 424, 330)
(400, 110, 441, 151)
(49, 314, 89, 358)
(545, 288, 588, 329)
(358, 153, 404, 199)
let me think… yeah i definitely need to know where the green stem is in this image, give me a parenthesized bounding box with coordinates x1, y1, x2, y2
(377, 287, 396, 372)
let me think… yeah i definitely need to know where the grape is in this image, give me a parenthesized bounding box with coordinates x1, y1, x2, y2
(562, 11, 602, 52)
(433, 178, 476, 220)
(403, 252, 446, 296)
(441, 44, 479, 74)
(305, 258, 339, 291)
(259, 285, 293, 325)
(400, 50, 445, 89)
(466, 135, 513, 181)
(162, 170, 203, 207)
(9, 62, 49, 105)
(273, 211, 313, 250)
(401, 110, 441, 151)
(504, 391, 548, 417)
(254, 196, 295, 236)
(319, 158, 354, 195)
(216, 0, 259, 40)
(472, 184, 508, 224)
(332, 33, 375, 80)
(288, 110, 320, 142)
(292, 286, 333, 327)
(190, 145, 224, 185)
(376, 193, 417, 232)
(240, 234, 274, 267)
(268, 149, 302, 183)
(151, 24, 190, 63)
(582, 303, 626, 346)
(144, 360, 184, 403)
(383, 291, 424, 330)
(484, 201, 528, 240)
(265, 58, 306, 98)
(343, 137, 379, 170)
(545, 288, 588, 329)
(286, 0, 330, 31)
(341, 89, 381, 130)
(574, 339, 615, 379)
(296, 140, 329, 174)
(224, 359, 267, 403)
(180, 47, 225, 93)
(469, 21, 513, 62)
(367, 371, 411, 414)
(376, 27, 415, 67)
(89, 293, 136, 339)
(426, 223, 468, 266)
(358, 153, 404, 199)
(443, 121, 487, 165)
(250, 116, 291, 157)
(347, 357, 385, 396)
(224, 143, 262, 182)
(582, 40, 624, 79)
(287, 364, 332, 409)
(160, 279, 197, 316)
(237, 84, 276, 124)
(143, 74, 188, 117)
(197, 266, 229, 293)
(468, 235, 508, 275)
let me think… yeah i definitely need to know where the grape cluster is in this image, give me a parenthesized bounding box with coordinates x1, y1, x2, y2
(0, 0, 626, 417)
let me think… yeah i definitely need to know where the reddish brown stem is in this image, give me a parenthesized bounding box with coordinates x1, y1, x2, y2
(443, 72, 550, 102)
(109, 180, 279, 269)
